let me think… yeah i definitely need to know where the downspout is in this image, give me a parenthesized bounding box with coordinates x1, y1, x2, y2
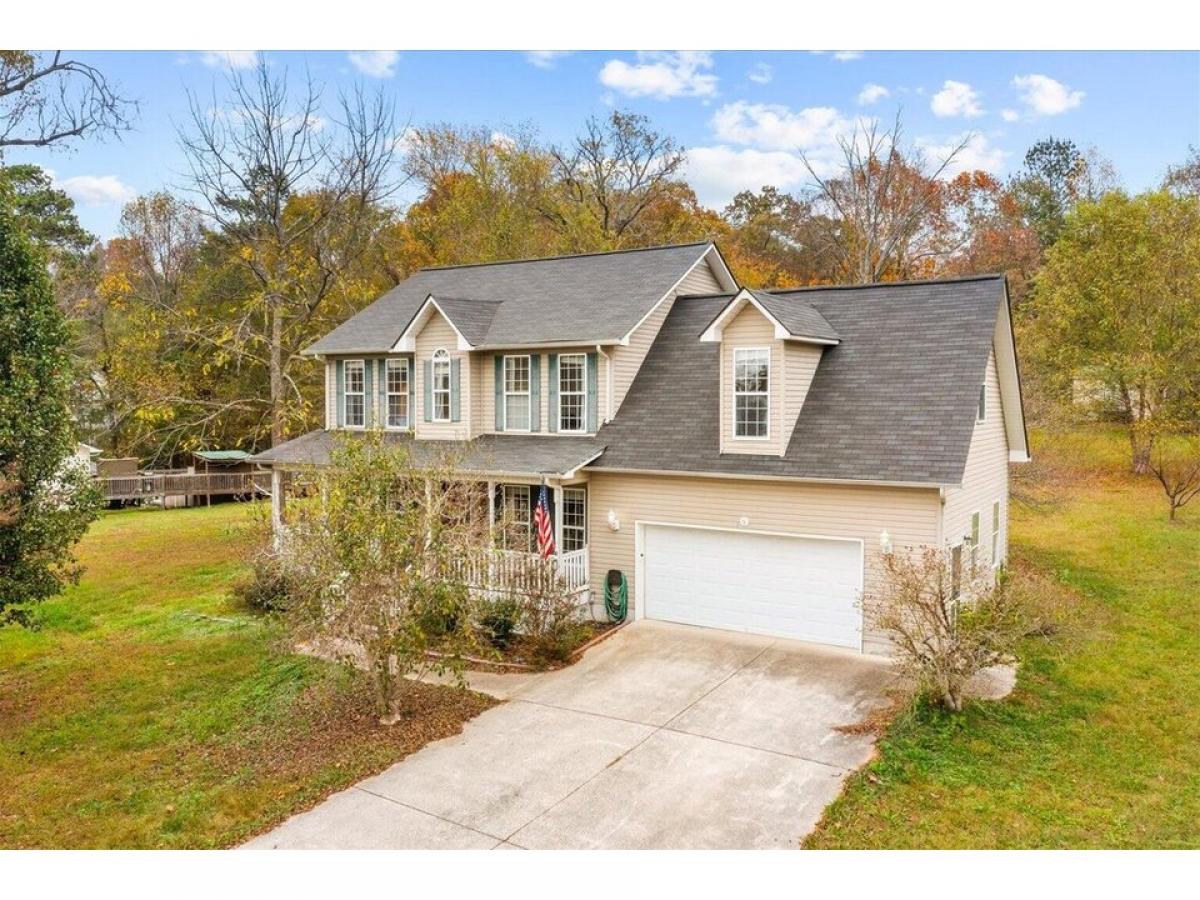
(595, 344, 613, 423)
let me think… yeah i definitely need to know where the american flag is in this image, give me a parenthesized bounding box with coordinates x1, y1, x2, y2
(533, 484, 556, 559)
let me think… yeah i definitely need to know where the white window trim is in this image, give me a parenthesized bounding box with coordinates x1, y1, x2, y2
(969, 510, 981, 570)
(343, 359, 366, 430)
(431, 348, 451, 423)
(557, 352, 587, 434)
(732, 346, 771, 441)
(562, 487, 587, 551)
(991, 500, 1002, 569)
(502, 354, 532, 433)
(498, 484, 532, 552)
(385, 358, 410, 430)
(977, 383, 987, 422)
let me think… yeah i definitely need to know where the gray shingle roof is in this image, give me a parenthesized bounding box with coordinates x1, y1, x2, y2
(251, 430, 606, 478)
(304, 242, 715, 355)
(748, 290, 840, 342)
(590, 275, 1006, 486)
(430, 297, 501, 345)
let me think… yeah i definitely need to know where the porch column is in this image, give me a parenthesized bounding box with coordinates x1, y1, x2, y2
(270, 468, 285, 549)
(487, 480, 496, 543)
(552, 481, 564, 558)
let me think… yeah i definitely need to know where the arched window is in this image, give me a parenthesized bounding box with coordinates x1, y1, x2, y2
(431, 349, 451, 422)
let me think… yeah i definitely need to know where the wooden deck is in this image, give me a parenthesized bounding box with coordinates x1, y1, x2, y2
(97, 471, 273, 505)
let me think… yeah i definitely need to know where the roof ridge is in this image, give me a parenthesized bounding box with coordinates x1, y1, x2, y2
(418, 241, 713, 272)
(763, 273, 1005, 295)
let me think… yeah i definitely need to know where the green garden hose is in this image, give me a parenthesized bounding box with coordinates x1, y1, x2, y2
(604, 570, 628, 622)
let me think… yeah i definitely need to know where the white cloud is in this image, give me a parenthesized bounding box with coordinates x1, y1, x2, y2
(490, 130, 516, 149)
(857, 83, 890, 105)
(747, 63, 773, 85)
(598, 51, 717, 100)
(710, 100, 849, 152)
(685, 146, 812, 208)
(916, 132, 1007, 178)
(525, 51, 571, 69)
(199, 51, 259, 70)
(55, 174, 135, 207)
(347, 51, 399, 78)
(834, 51, 863, 62)
(1000, 108, 1020, 122)
(931, 80, 984, 118)
(1011, 74, 1084, 116)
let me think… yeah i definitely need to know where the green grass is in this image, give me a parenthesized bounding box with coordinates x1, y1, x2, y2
(0, 503, 493, 849)
(807, 428, 1200, 848)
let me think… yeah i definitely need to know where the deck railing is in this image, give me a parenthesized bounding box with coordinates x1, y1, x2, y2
(97, 471, 272, 502)
(454, 547, 590, 596)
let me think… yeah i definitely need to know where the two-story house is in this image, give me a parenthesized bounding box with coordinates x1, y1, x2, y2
(252, 241, 1028, 654)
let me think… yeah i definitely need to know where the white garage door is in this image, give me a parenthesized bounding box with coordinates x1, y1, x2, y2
(641, 524, 863, 649)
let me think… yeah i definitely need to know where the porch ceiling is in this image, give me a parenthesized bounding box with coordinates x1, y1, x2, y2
(250, 430, 606, 480)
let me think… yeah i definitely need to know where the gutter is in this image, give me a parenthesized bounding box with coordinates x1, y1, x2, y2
(595, 344, 613, 424)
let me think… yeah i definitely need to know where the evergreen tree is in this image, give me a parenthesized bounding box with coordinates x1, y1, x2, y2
(0, 188, 99, 620)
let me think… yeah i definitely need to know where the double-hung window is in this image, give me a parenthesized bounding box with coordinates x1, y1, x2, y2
(733, 347, 770, 439)
(385, 358, 409, 428)
(991, 500, 1001, 567)
(499, 484, 532, 551)
(562, 488, 587, 552)
(969, 511, 981, 570)
(431, 349, 451, 422)
(504, 355, 531, 431)
(344, 359, 365, 428)
(558, 353, 586, 433)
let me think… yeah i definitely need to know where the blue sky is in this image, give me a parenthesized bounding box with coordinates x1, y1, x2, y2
(11, 50, 1199, 239)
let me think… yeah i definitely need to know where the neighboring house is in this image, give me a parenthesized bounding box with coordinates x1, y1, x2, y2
(252, 242, 1029, 655)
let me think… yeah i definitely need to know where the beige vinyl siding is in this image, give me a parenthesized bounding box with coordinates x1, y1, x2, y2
(479, 348, 609, 435)
(676, 259, 722, 295)
(414, 311, 471, 440)
(608, 258, 723, 416)
(720, 306, 784, 456)
(783, 342, 823, 437)
(942, 348, 1009, 574)
(586, 471, 942, 654)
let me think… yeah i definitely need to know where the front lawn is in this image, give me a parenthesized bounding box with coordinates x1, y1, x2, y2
(806, 428, 1200, 848)
(0, 503, 495, 849)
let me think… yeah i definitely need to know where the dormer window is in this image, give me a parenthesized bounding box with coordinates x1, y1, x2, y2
(734, 347, 770, 439)
(431, 349, 452, 422)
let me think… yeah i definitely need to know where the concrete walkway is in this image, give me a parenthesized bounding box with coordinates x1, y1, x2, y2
(244, 621, 895, 850)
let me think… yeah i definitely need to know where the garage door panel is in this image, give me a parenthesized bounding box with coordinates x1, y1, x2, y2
(642, 524, 862, 649)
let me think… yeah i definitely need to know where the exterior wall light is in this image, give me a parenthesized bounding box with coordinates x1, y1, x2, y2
(737, 516, 750, 528)
(879, 529, 892, 554)
(607, 509, 620, 531)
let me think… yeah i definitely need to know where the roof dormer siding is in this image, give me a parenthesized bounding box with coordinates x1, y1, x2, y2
(719, 305, 786, 456)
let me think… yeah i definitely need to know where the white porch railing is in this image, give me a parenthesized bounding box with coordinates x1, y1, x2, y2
(455, 547, 590, 595)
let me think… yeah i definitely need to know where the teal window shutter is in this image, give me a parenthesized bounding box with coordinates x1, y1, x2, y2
(586, 352, 599, 432)
(363, 359, 374, 427)
(529, 354, 541, 432)
(494, 356, 504, 431)
(377, 360, 387, 426)
(450, 358, 462, 422)
(336, 359, 345, 427)
(547, 354, 559, 433)
(423, 360, 432, 422)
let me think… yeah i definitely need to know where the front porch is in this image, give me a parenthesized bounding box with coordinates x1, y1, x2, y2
(267, 466, 593, 600)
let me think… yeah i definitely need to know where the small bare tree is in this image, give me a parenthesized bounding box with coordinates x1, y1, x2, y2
(1148, 435, 1200, 521)
(275, 432, 488, 724)
(0, 50, 135, 150)
(799, 113, 968, 283)
(870, 547, 1035, 712)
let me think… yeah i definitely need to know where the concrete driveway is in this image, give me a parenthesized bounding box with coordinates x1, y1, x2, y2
(244, 621, 894, 850)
